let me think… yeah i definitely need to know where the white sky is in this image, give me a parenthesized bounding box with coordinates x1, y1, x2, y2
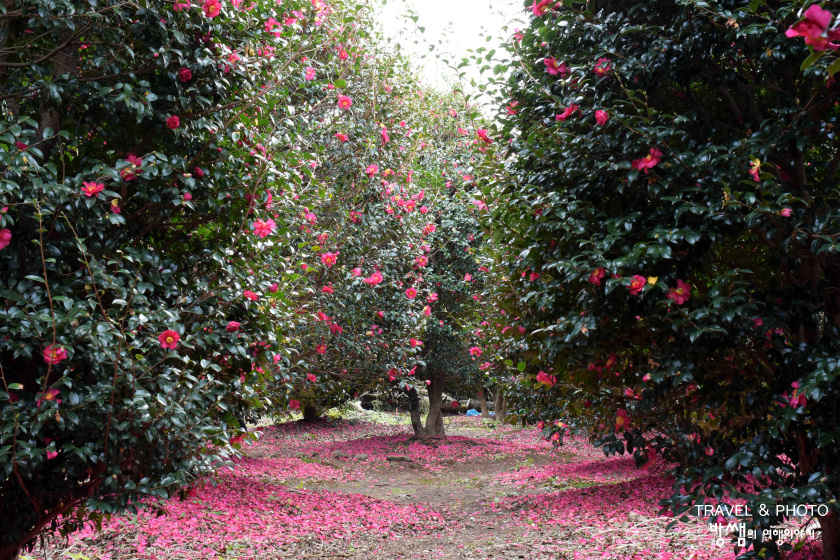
(377, 0, 526, 103)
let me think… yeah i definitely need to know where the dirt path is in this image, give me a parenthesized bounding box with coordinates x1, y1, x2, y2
(32, 413, 755, 560)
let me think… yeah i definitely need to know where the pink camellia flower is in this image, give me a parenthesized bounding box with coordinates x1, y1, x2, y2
(304, 66, 315, 80)
(464, 273, 472, 282)
(322, 284, 334, 294)
(173, 0, 190, 11)
(594, 57, 612, 76)
(363, 270, 383, 286)
(177, 67, 192, 82)
(588, 267, 606, 286)
(252, 218, 276, 238)
(307, 373, 317, 382)
(785, 4, 840, 51)
(288, 399, 301, 410)
(423, 223, 436, 236)
(269, 282, 279, 293)
(423, 305, 431, 316)
(469, 346, 482, 358)
(335, 132, 348, 142)
(405, 287, 418, 299)
(595, 110, 609, 126)
(381, 127, 389, 144)
(666, 279, 691, 305)
(628, 274, 647, 295)
(202, 0, 221, 17)
(110, 200, 121, 214)
(780, 207, 792, 217)
(226, 321, 240, 332)
(81, 181, 105, 197)
(632, 147, 662, 174)
(320, 251, 338, 267)
(43, 345, 68, 365)
(476, 128, 493, 144)
(0, 229, 10, 250)
(337, 94, 353, 110)
(47, 449, 58, 460)
(166, 115, 180, 129)
(471, 199, 488, 211)
(531, 0, 551, 16)
(543, 57, 568, 76)
(415, 255, 428, 267)
(365, 164, 379, 177)
(427, 292, 438, 303)
(409, 338, 423, 348)
(535, 370, 556, 387)
(158, 329, 180, 349)
(555, 104, 579, 121)
(243, 290, 259, 301)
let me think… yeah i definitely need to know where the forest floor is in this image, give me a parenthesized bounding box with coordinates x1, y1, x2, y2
(29, 409, 821, 560)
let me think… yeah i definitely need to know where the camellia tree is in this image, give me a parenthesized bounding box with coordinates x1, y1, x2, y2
(0, 0, 392, 557)
(481, 0, 840, 557)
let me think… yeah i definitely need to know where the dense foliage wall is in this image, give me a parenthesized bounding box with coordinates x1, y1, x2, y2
(482, 0, 840, 557)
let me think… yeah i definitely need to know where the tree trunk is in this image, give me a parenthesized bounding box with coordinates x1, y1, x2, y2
(423, 370, 445, 437)
(478, 387, 489, 418)
(302, 403, 321, 422)
(820, 511, 840, 560)
(407, 387, 424, 435)
(494, 385, 506, 422)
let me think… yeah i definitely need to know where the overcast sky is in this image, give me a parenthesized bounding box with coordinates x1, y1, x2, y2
(377, 0, 526, 102)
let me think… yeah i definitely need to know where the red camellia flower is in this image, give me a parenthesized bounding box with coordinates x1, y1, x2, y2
(615, 408, 629, 432)
(785, 4, 840, 51)
(226, 321, 241, 332)
(363, 270, 383, 286)
(594, 110, 609, 126)
(588, 267, 606, 286)
(405, 287, 417, 299)
(335, 132, 348, 142)
(666, 279, 691, 305)
(269, 282, 279, 293)
(315, 344, 326, 355)
(42, 345, 68, 365)
(0, 229, 12, 250)
(555, 104, 579, 121)
(543, 57, 568, 76)
(177, 67, 192, 82)
(81, 181, 105, 197)
(37, 388, 61, 407)
(476, 128, 493, 144)
(120, 154, 143, 181)
(202, 0, 221, 18)
(536, 370, 556, 387)
(337, 94, 353, 110)
(531, 0, 552, 16)
(632, 147, 662, 174)
(158, 329, 180, 349)
(780, 207, 792, 217)
(166, 115, 180, 129)
(288, 399, 301, 410)
(320, 251, 338, 267)
(628, 275, 646, 295)
(593, 57, 612, 76)
(243, 290, 259, 301)
(252, 218, 276, 238)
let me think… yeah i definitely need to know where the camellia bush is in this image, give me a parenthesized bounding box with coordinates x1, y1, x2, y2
(481, 0, 840, 557)
(0, 0, 387, 557)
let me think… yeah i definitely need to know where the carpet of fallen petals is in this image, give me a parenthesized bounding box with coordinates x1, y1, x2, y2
(33, 412, 823, 560)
